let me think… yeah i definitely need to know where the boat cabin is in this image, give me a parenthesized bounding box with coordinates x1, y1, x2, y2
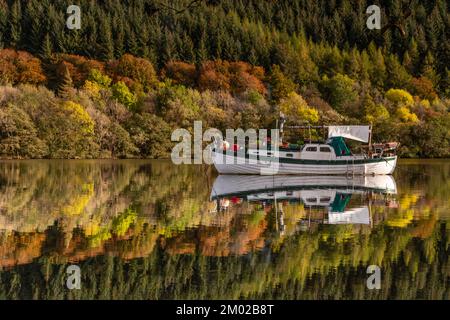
(247, 136, 358, 160)
(299, 143, 335, 160)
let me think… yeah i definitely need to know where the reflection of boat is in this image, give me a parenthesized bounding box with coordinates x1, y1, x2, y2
(211, 175, 397, 200)
(211, 175, 397, 225)
(212, 125, 398, 175)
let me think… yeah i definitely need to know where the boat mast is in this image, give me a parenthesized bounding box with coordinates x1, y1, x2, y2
(279, 112, 286, 145)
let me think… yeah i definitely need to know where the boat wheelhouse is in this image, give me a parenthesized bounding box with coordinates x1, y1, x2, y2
(212, 125, 398, 175)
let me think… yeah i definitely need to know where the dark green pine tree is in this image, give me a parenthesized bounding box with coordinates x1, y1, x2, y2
(441, 68, 450, 98)
(25, 0, 40, 52)
(180, 33, 195, 63)
(58, 64, 74, 99)
(127, 31, 139, 57)
(99, 16, 115, 61)
(212, 24, 224, 59)
(196, 32, 208, 64)
(0, 2, 7, 49)
(40, 33, 53, 61)
(9, 0, 22, 48)
(160, 29, 178, 66)
(112, 16, 125, 58)
(421, 51, 439, 86)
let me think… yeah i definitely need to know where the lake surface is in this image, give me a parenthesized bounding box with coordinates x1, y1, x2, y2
(0, 159, 449, 299)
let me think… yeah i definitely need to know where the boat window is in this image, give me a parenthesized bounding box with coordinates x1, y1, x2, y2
(286, 153, 294, 157)
(267, 152, 273, 156)
(305, 147, 317, 152)
(286, 190, 293, 196)
(320, 197, 331, 203)
(320, 147, 331, 152)
(306, 198, 317, 203)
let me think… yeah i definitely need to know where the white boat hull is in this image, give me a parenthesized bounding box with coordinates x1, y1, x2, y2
(211, 175, 397, 199)
(212, 151, 397, 175)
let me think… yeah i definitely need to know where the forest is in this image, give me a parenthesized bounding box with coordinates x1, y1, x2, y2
(0, 0, 449, 159)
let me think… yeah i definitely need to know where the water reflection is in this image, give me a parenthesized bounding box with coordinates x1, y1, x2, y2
(211, 175, 397, 227)
(0, 160, 449, 299)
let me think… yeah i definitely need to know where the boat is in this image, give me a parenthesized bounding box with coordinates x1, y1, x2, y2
(211, 125, 398, 175)
(210, 174, 397, 226)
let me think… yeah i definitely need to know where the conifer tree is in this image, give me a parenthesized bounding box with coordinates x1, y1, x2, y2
(40, 33, 53, 61)
(58, 64, 74, 98)
(421, 52, 439, 86)
(9, 0, 22, 48)
(99, 16, 115, 61)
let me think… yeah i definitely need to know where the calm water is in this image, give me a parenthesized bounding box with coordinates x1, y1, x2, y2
(0, 159, 449, 300)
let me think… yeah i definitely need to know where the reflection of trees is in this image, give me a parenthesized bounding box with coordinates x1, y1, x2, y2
(0, 218, 448, 299)
(0, 160, 449, 299)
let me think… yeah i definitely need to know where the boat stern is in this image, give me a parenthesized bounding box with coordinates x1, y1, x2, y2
(365, 156, 397, 175)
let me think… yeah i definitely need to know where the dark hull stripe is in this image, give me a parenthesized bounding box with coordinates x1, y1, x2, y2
(211, 185, 392, 200)
(214, 152, 396, 165)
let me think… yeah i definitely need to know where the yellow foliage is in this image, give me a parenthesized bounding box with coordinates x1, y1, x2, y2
(386, 88, 414, 106)
(112, 209, 137, 237)
(61, 183, 94, 216)
(84, 220, 101, 237)
(397, 106, 419, 123)
(82, 80, 101, 98)
(419, 99, 430, 109)
(279, 92, 320, 124)
(399, 193, 419, 209)
(386, 209, 414, 228)
(63, 101, 95, 134)
(88, 229, 112, 248)
(365, 103, 390, 124)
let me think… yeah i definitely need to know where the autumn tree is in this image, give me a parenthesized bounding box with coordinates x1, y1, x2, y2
(279, 92, 319, 124)
(112, 81, 137, 110)
(268, 65, 297, 102)
(0, 105, 47, 158)
(320, 73, 357, 115)
(197, 60, 266, 95)
(57, 63, 74, 98)
(162, 61, 197, 87)
(126, 113, 172, 158)
(385, 89, 419, 123)
(0, 49, 46, 85)
(109, 54, 158, 92)
(409, 77, 438, 101)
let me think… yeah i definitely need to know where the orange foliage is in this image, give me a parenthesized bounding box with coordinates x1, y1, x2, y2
(410, 76, 438, 100)
(163, 234, 197, 255)
(54, 54, 104, 87)
(199, 228, 231, 256)
(108, 54, 158, 91)
(411, 215, 437, 239)
(161, 61, 197, 87)
(198, 60, 266, 94)
(198, 63, 231, 91)
(0, 233, 46, 268)
(0, 49, 46, 85)
(232, 217, 267, 255)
